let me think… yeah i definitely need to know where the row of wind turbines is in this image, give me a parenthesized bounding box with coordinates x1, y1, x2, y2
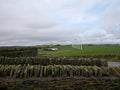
(71, 38, 83, 50)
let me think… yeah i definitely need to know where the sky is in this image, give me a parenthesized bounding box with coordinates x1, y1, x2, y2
(0, 0, 120, 46)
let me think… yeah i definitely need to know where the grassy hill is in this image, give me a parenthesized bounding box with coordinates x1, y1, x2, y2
(38, 45, 120, 60)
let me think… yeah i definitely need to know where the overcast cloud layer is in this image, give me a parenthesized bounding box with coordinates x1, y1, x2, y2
(0, 0, 120, 46)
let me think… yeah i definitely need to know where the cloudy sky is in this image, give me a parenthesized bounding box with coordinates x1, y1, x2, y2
(0, 0, 120, 46)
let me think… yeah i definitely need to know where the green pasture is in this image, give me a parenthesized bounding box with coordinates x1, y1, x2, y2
(38, 45, 120, 58)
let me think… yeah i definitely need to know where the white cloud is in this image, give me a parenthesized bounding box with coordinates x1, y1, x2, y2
(0, 0, 120, 45)
(100, 0, 120, 40)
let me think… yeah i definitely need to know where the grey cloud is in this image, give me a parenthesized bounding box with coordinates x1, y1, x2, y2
(101, 1, 120, 41)
(0, 0, 120, 45)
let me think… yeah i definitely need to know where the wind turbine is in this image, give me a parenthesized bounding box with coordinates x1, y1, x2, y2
(80, 42, 83, 50)
(72, 37, 83, 50)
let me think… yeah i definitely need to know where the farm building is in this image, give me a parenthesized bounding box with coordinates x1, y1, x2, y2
(43, 48, 58, 51)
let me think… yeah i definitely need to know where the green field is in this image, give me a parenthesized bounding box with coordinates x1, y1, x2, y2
(38, 45, 120, 61)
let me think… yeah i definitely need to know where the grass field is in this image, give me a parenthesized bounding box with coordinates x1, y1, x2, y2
(38, 45, 120, 58)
